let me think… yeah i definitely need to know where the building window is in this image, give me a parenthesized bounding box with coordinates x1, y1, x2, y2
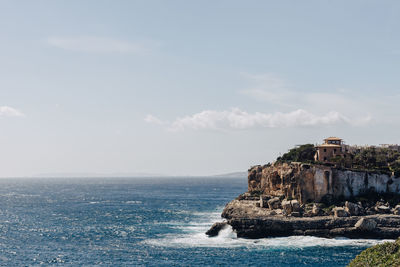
(334, 149, 337, 153)
(324, 149, 327, 152)
(324, 157, 327, 161)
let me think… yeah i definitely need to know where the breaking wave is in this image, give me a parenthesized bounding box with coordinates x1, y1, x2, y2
(144, 208, 394, 249)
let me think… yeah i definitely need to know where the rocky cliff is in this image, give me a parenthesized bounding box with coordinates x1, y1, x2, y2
(248, 162, 400, 204)
(207, 162, 400, 239)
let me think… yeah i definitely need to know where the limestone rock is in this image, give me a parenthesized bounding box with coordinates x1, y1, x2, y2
(394, 205, 400, 215)
(274, 209, 283, 215)
(354, 218, 377, 231)
(333, 207, 349, 217)
(291, 200, 300, 212)
(221, 199, 400, 239)
(268, 197, 281, 210)
(312, 203, 322, 216)
(206, 222, 228, 237)
(375, 205, 390, 214)
(345, 201, 362, 216)
(248, 162, 400, 205)
(259, 196, 269, 208)
(291, 211, 301, 217)
(281, 200, 292, 214)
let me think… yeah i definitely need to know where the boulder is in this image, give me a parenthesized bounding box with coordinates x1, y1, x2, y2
(394, 205, 400, 215)
(206, 222, 228, 237)
(345, 201, 362, 216)
(312, 203, 323, 216)
(267, 197, 281, 210)
(354, 218, 377, 231)
(333, 207, 349, 217)
(291, 200, 300, 212)
(281, 200, 292, 214)
(375, 205, 391, 214)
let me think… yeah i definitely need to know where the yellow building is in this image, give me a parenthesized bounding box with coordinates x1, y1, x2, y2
(314, 137, 346, 162)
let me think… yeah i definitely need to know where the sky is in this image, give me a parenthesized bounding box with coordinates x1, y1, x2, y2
(0, 1, 400, 177)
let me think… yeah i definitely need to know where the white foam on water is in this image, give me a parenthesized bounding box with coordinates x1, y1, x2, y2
(144, 207, 395, 249)
(145, 223, 393, 249)
(125, 201, 142, 204)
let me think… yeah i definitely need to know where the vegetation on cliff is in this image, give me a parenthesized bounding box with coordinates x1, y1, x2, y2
(351, 147, 400, 176)
(348, 238, 400, 267)
(276, 144, 316, 163)
(276, 144, 400, 176)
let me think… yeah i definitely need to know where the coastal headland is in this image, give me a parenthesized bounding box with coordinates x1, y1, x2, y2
(207, 138, 400, 239)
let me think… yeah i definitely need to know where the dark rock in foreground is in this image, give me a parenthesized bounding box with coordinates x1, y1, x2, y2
(208, 199, 400, 239)
(205, 222, 228, 237)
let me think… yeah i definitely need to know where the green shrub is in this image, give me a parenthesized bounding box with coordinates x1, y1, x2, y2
(276, 144, 316, 163)
(348, 239, 400, 267)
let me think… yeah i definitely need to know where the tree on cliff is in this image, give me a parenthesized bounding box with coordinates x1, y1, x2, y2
(277, 144, 316, 163)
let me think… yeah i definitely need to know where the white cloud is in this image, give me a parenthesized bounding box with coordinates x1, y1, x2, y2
(145, 108, 368, 132)
(0, 106, 24, 117)
(47, 36, 149, 54)
(240, 72, 378, 124)
(144, 114, 165, 125)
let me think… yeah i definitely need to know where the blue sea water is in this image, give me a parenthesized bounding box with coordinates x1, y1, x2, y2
(0, 177, 391, 266)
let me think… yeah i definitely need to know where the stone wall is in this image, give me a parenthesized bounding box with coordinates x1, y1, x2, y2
(248, 163, 400, 204)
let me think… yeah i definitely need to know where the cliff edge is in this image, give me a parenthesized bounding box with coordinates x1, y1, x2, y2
(207, 162, 400, 239)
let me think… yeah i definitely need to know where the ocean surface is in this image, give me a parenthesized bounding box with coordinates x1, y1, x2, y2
(0, 177, 392, 266)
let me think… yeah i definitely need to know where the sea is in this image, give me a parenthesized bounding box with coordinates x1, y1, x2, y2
(0, 177, 392, 266)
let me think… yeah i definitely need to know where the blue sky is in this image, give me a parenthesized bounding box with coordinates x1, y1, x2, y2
(1, 1, 400, 177)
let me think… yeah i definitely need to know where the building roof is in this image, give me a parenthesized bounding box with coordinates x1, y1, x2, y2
(324, 137, 342, 141)
(316, 144, 341, 148)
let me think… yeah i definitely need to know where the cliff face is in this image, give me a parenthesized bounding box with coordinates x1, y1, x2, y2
(248, 163, 400, 204)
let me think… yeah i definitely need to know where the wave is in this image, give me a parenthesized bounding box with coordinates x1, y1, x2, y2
(145, 224, 392, 249)
(144, 207, 394, 249)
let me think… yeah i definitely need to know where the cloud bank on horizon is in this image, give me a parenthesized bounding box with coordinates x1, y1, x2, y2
(145, 108, 371, 132)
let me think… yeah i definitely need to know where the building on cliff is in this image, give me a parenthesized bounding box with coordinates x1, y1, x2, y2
(314, 137, 349, 163)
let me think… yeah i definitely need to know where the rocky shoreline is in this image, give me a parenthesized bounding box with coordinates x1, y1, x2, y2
(207, 196, 400, 239)
(207, 159, 400, 240)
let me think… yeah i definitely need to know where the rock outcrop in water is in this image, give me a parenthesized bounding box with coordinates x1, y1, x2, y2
(220, 198, 400, 239)
(207, 162, 400, 239)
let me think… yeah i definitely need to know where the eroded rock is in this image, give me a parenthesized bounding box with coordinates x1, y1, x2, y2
(375, 205, 391, 214)
(312, 203, 323, 216)
(394, 205, 400, 215)
(333, 207, 349, 217)
(345, 201, 363, 216)
(268, 197, 281, 210)
(281, 200, 292, 214)
(291, 200, 300, 212)
(354, 218, 377, 231)
(219, 199, 400, 239)
(206, 222, 228, 237)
